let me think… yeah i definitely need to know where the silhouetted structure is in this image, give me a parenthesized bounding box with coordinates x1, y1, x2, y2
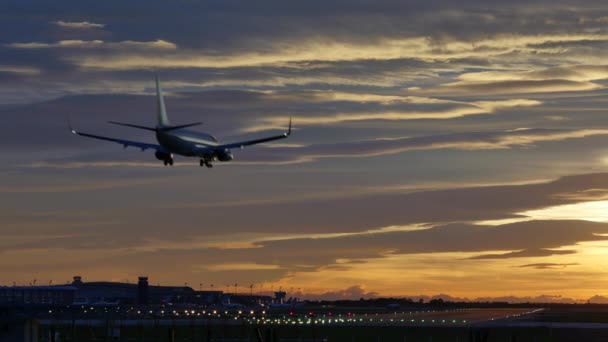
(71, 276, 196, 305)
(0, 286, 76, 305)
(274, 291, 287, 304)
(137, 277, 149, 305)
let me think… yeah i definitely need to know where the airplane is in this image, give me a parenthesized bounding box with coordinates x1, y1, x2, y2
(69, 77, 291, 167)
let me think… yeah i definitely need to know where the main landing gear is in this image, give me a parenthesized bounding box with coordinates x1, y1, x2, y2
(155, 152, 174, 166)
(200, 159, 213, 168)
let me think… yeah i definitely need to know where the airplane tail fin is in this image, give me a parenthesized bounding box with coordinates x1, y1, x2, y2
(155, 76, 171, 127)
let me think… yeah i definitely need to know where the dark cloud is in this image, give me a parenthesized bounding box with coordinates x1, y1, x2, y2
(250, 220, 608, 266)
(468, 248, 577, 259)
(7, 219, 601, 285)
(587, 295, 608, 304)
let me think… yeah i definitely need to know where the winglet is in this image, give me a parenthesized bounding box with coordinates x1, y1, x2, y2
(286, 117, 292, 136)
(67, 115, 77, 134)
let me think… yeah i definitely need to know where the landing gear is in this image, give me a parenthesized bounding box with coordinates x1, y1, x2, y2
(156, 152, 174, 166)
(200, 159, 213, 168)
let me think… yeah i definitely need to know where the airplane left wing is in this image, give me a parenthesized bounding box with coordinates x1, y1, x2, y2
(70, 126, 167, 153)
(216, 118, 292, 150)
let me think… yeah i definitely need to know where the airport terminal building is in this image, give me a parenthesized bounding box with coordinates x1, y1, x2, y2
(0, 286, 76, 305)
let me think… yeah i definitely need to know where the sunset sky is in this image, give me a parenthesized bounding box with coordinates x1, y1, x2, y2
(4, 0, 608, 302)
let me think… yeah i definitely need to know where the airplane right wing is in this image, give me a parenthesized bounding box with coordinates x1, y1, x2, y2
(216, 118, 292, 150)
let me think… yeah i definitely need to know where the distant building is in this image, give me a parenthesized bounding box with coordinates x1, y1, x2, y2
(71, 276, 197, 305)
(196, 291, 223, 305)
(137, 277, 149, 305)
(0, 276, 228, 306)
(0, 286, 76, 305)
(228, 294, 274, 306)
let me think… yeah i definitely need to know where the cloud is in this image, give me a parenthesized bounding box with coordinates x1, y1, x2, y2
(7, 1, 608, 298)
(295, 285, 379, 300)
(413, 79, 603, 96)
(4, 172, 608, 297)
(24, 127, 608, 168)
(412, 65, 608, 96)
(203, 263, 282, 271)
(0, 65, 39, 75)
(587, 295, 608, 304)
(236, 128, 608, 164)
(60, 33, 608, 70)
(248, 99, 542, 128)
(0, 177, 164, 193)
(50, 21, 105, 29)
(249, 220, 608, 266)
(473, 294, 580, 304)
(468, 248, 577, 259)
(7, 39, 176, 50)
(517, 262, 579, 269)
(76, 219, 608, 284)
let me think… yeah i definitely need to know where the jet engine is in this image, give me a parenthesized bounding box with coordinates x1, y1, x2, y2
(216, 150, 234, 162)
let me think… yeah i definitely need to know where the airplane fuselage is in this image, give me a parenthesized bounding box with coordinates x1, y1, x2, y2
(155, 128, 234, 165)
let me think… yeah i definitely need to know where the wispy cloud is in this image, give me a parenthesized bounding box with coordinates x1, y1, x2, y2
(468, 249, 577, 260)
(517, 262, 579, 269)
(0, 65, 40, 75)
(7, 39, 176, 50)
(412, 65, 608, 96)
(239, 128, 608, 164)
(50, 20, 105, 29)
(202, 263, 282, 271)
(247, 99, 541, 129)
(66, 34, 608, 70)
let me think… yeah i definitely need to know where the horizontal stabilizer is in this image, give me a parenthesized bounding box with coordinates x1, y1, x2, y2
(108, 121, 156, 131)
(160, 122, 203, 132)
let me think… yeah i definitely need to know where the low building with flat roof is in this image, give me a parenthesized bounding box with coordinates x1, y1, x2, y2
(0, 286, 76, 305)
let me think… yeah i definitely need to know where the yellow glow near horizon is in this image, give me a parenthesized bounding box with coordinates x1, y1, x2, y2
(521, 200, 608, 222)
(478, 200, 608, 226)
(276, 242, 608, 300)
